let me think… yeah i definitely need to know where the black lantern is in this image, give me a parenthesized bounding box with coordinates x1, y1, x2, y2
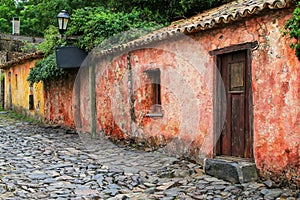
(57, 10, 70, 36)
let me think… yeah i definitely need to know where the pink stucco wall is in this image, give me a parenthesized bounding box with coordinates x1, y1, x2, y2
(76, 42, 214, 158)
(190, 8, 299, 184)
(71, 8, 299, 185)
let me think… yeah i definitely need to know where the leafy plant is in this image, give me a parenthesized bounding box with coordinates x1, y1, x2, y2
(179, 0, 229, 15)
(27, 25, 67, 84)
(38, 25, 64, 56)
(27, 53, 65, 84)
(20, 41, 38, 53)
(0, 0, 230, 37)
(0, 0, 16, 33)
(67, 7, 163, 51)
(103, 0, 229, 22)
(3, 0, 104, 36)
(284, 1, 300, 60)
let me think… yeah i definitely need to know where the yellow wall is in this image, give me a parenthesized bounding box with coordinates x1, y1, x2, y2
(4, 59, 44, 120)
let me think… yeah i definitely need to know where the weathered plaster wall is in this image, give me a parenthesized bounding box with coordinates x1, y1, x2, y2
(250, 11, 300, 185)
(74, 8, 300, 185)
(44, 69, 78, 128)
(128, 46, 214, 157)
(3, 59, 44, 120)
(74, 40, 214, 160)
(193, 8, 299, 185)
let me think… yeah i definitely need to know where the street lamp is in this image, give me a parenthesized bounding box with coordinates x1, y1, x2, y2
(57, 10, 70, 36)
(55, 9, 87, 68)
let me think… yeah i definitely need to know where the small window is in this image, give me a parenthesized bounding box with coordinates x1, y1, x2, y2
(15, 74, 18, 89)
(29, 94, 34, 110)
(8, 72, 11, 82)
(145, 69, 163, 117)
(29, 83, 34, 94)
(229, 62, 244, 92)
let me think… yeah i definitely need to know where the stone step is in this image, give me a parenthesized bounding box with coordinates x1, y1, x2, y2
(204, 158, 258, 183)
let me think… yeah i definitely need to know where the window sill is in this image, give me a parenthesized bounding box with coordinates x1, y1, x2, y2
(145, 113, 163, 118)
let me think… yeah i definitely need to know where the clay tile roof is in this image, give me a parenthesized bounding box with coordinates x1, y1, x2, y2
(169, 0, 290, 33)
(1, 51, 43, 69)
(93, 0, 291, 57)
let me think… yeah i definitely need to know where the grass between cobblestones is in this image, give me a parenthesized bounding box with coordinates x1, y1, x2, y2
(0, 109, 42, 125)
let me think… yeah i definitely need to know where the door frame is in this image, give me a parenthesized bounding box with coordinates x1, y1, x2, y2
(210, 41, 257, 158)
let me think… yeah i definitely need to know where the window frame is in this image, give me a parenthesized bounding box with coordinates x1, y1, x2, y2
(144, 69, 163, 117)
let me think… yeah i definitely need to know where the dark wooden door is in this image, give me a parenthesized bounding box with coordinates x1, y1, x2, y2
(216, 50, 252, 158)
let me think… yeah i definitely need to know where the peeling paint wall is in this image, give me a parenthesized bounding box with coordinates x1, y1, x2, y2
(73, 8, 299, 185)
(3, 59, 44, 120)
(194, 8, 299, 185)
(75, 43, 214, 160)
(250, 11, 300, 186)
(29, 8, 298, 185)
(207, 8, 300, 186)
(192, 8, 300, 186)
(43, 69, 78, 128)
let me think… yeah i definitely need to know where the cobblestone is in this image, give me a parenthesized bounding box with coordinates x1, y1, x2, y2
(0, 112, 299, 199)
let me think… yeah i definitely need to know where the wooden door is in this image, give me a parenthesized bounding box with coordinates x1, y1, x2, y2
(216, 50, 252, 158)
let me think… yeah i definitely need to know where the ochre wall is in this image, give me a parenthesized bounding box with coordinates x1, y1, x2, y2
(3, 59, 78, 129)
(4, 59, 44, 120)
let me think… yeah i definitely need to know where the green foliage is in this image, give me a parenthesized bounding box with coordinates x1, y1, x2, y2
(27, 25, 66, 84)
(0, 0, 229, 37)
(284, 2, 300, 60)
(0, 110, 40, 124)
(37, 25, 63, 56)
(66, 0, 228, 52)
(20, 41, 38, 53)
(104, 0, 229, 22)
(0, 0, 104, 36)
(0, 0, 17, 33)
(0, 73, 4, 82)
(27, 53, 65, 84)
(180, 0, 230, 15)
(104, 0, 180, 23)
(18, 0, 72, 36)
(67, 7, 163, 51)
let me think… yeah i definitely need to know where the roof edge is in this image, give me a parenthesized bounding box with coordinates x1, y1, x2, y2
(91, 0, 292, 57)
(1, 51, 44, 70)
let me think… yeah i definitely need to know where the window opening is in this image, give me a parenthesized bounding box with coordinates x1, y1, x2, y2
(145, 69, 162, 117)
(29, 95, 34, 110)
(8, 72, 11, 82)
(15, 74, 18, 89)
(29, 84, 34, 110)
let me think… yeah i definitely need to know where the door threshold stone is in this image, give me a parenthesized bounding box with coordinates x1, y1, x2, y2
(204, 158, 258, 183)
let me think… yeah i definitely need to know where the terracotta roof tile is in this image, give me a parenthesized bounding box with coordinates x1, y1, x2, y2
(170, 0, 290, 33)
(93, 0, 291, 57)
(1, 51, 43, 69)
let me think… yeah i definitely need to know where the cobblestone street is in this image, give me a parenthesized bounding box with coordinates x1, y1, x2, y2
(0, 112, 299, 200)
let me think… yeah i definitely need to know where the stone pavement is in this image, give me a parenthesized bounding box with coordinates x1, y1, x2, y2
(0, 112, 299, 200)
